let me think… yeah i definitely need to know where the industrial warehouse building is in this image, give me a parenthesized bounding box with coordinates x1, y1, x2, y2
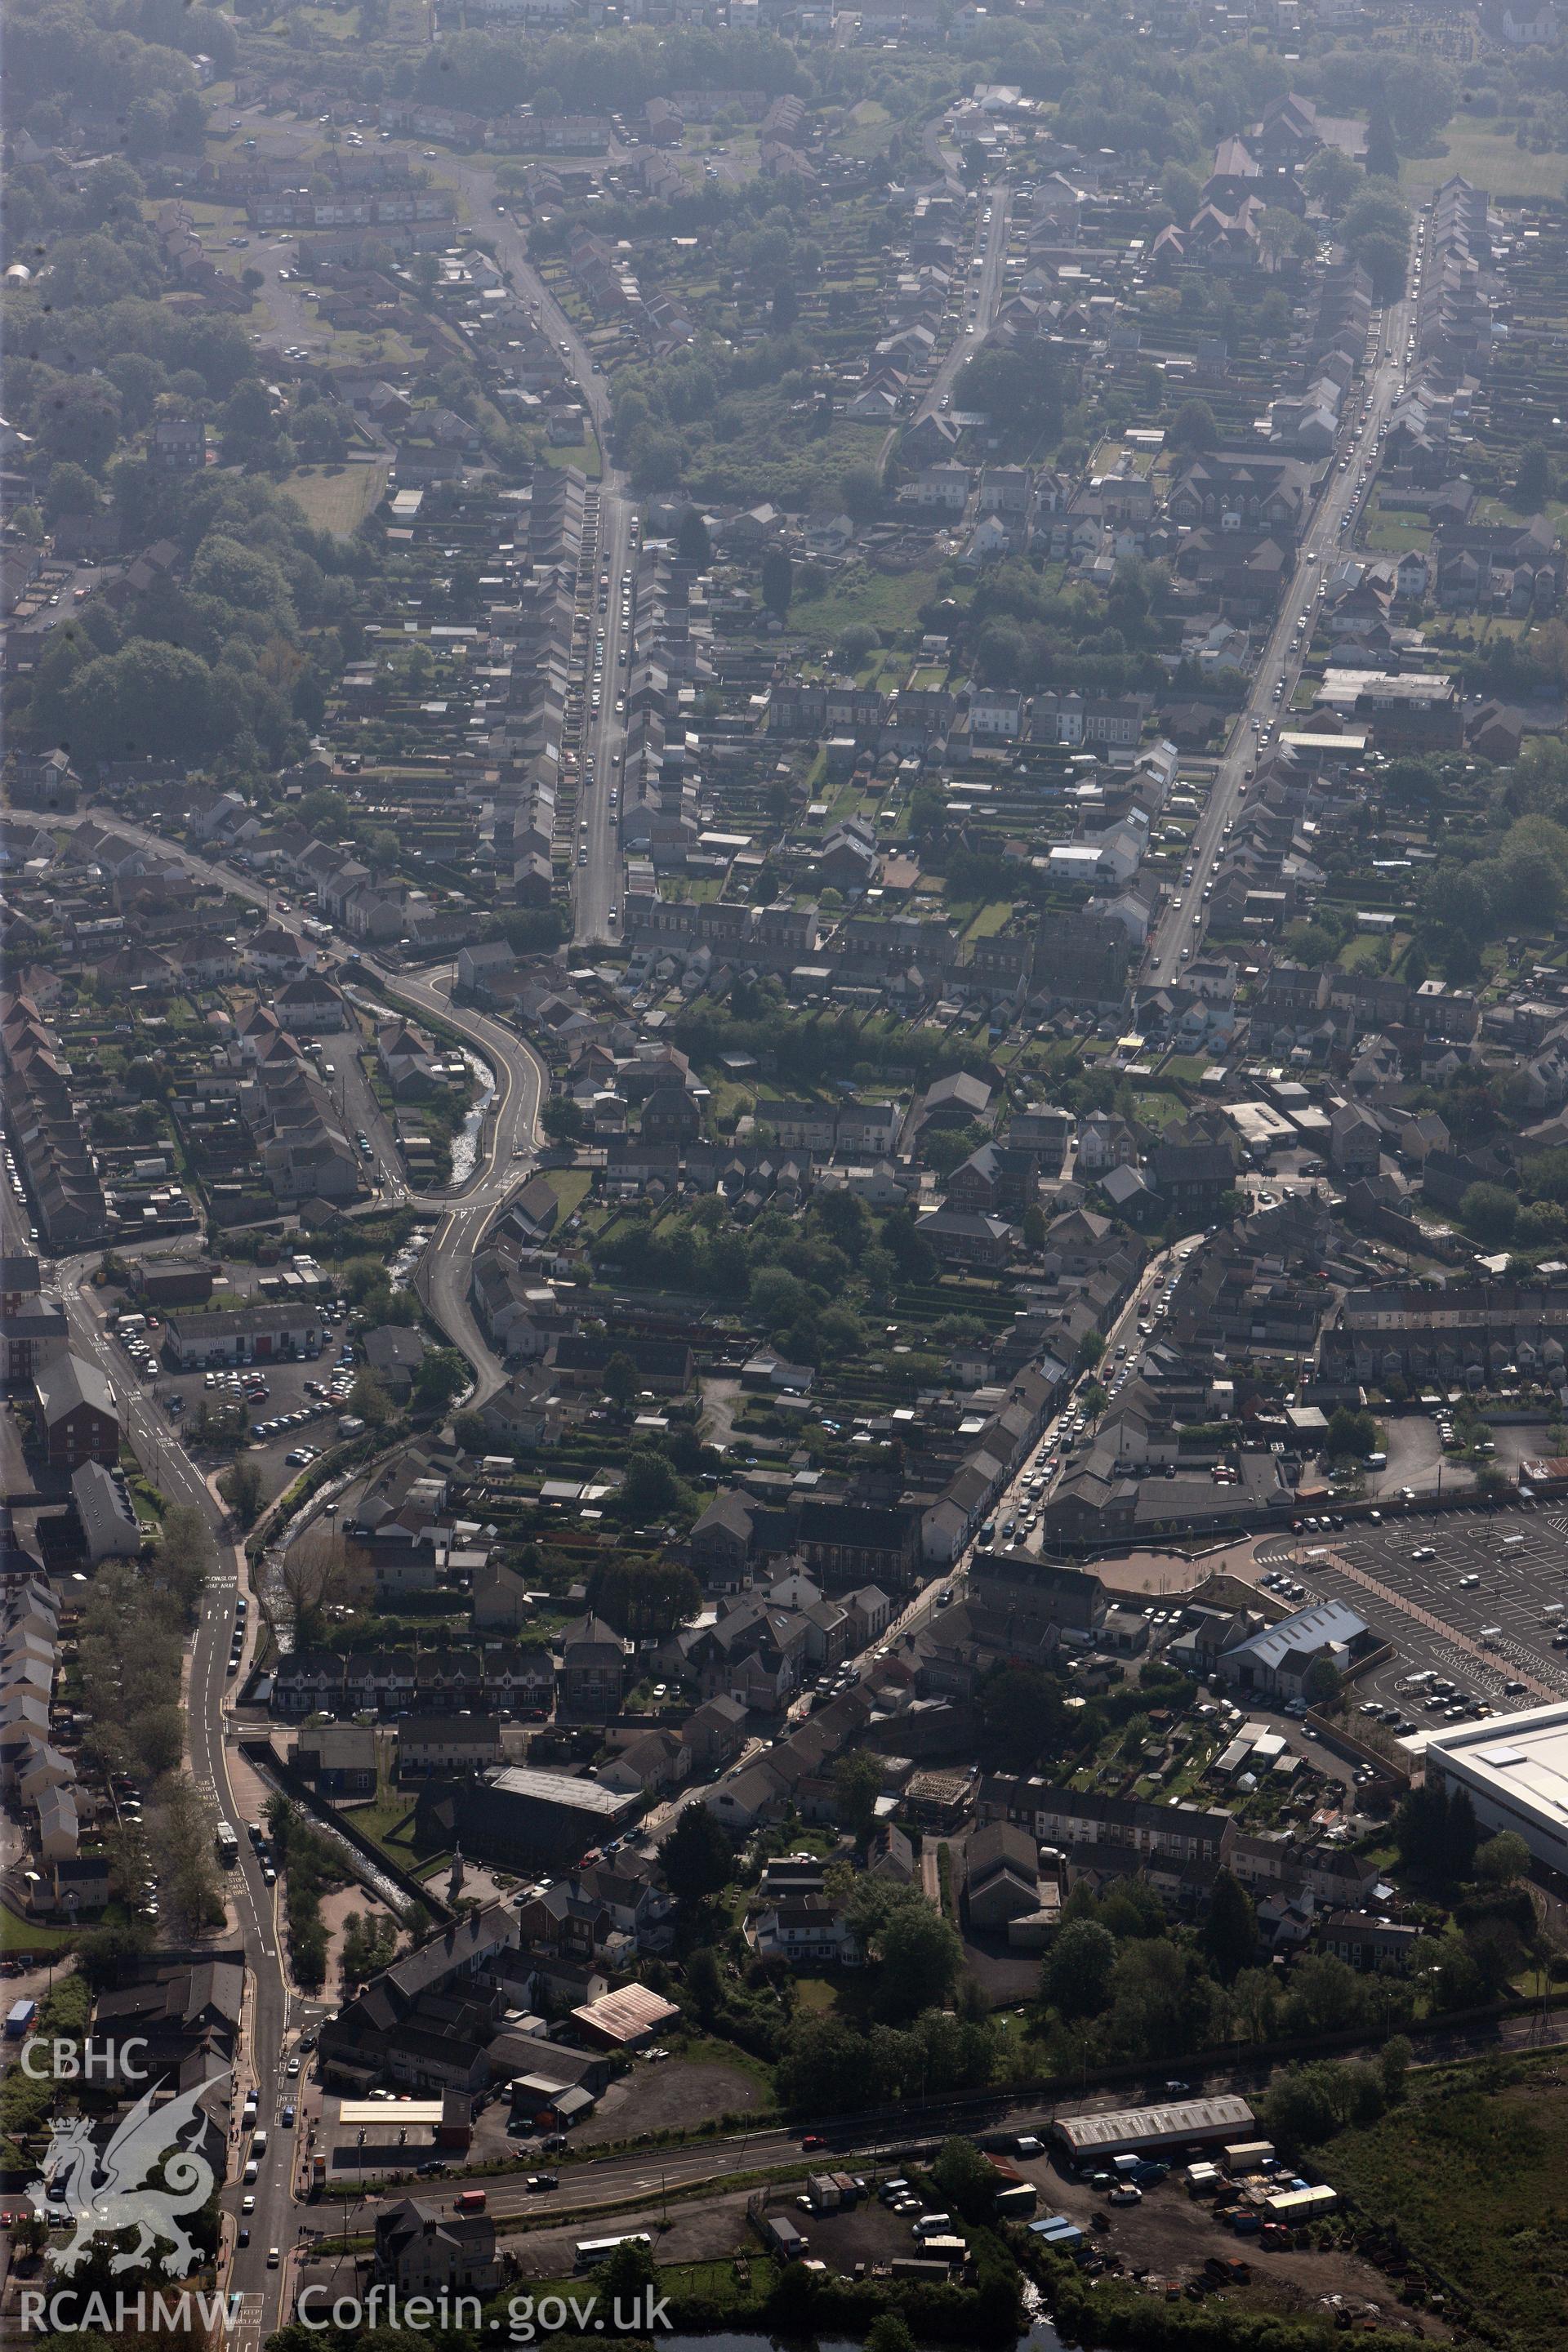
(415, 1763, 635, 1871)
(1053, 2095, 1256, 2162)
(1412, 1701, 1568, 1873)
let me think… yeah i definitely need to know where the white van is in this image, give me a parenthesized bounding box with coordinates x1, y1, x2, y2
(1480, 1627, 1503, 1647)
(1502, 1535, 1526, 1551)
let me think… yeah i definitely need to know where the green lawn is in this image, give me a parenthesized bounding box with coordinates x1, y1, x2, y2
(1401, 128, 1568, 200)
(549, 1169, 591, 1221)
(964, 898, 1017, 939)
(280, 463, 388, 537)
(540, 436, 602, 479)
(0, 1904, 78, 1957)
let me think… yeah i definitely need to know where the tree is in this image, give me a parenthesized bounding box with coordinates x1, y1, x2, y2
(684, 1943, 724, 2024)
(1040, 1917, 1116, 2020)
(1364, 109, 1400, 184)
(769, 275, 798, 332)
(1396, 1780, 1451, 1874)
(1257, 207, 1301, 272)
(541, 1094, 586, 1143)
(658, 1804, 733, 1907)
(1326, 1405, 1377, 1460)
(1445, 1784, 1480, 1879)
(834, 1750, 884, 1843)
(1022, 1202, 1046, 1252)
(412, 1347, 467, 1415)
(1514, 443, 1552, 514)
(281, 1536, 350, 1655)
(350, 1370, 394, 1428)
(604, 1351, 638, 1410)
(154, 1771, 224, 1939)
(1303, 146, 1361, 212)
(1459, 1181, 1518, 1247)
(866, 2318, 916, 2352)
(620, 1445, 685, 1521)
(1380, 2034, 1414, 2105)
(871, 1897, 963, 2021)
(976, 1665, 1067, 1771)
(1357, 229, 1411, 301)
(1160, 162, 1202, 222)
(676, 507, 711, 566)
(1169, 399, 1218, 453)
(931, 2136, 998, 2220)
(1386, 59, 1456, 149)
(600, 2230, 657, 2309)
(760, 546, 794, 620)
(1303, 1655, 1343, 1711)
(43, 461, 102, 523)
(1281, 1953, 1371, 2039)
(840, 462, 882, 521)
(218, 1457, 263, 1527)
(586, 1554, 700, 1642)
(1200, 1869, 1256, 1984)
(1476, 1830, 1530, 1887)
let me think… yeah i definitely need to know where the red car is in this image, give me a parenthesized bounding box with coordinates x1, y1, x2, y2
(801, 2135, 825, 2152)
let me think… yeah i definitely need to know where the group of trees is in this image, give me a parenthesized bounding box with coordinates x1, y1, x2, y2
(1036, 1873, 1420, 2075)
(592, 1186, 931, 1352)
(10, 0, 230, 149)
(266, 1797, 340, 1991)
(78, 1505, 211, 1783)
(947, 554, 1171, 706)
(1394, 1779, 1482, 1880)
(1414, 810, 1568, 978)
(416, 22, 803, 116)
(1340, 180, 1415, 300)
(341, 1906, 399, 1991)
(585, 1552, 702, 1642)
(1262, 2038, 1413, 2150)
(17, 465, 362, 778)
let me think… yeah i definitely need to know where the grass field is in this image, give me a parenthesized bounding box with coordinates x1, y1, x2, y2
(1323, 2053, 1568, 2348)
(540, 438, 603, 478)
(1401, 129, 1568, 201)
(279, 463, 388, 537)
(0, 1904, 78, 1957)
(791, 563, 938, 644)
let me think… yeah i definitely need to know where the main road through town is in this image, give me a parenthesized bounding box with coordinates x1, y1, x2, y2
(1143, 243, 1421, 989)
(65, 812, 550, 2338)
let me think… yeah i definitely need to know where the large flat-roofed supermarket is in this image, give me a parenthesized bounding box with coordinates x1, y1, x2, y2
(1410, 1700, 1568, 1869)
(1053, 2096, 1254, 2158)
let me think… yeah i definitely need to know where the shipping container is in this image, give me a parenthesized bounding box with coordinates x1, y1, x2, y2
(890, 2257, 956, 2282)
(1223, 2141, 1276, 2173)
(1263, 2184, 1336, 2221)
(996, 2183, 1038, 2218)
(911, 2236, 968, 2265)
(5, 1998, 36, 2038)
(762, 2214, 807, 2260)
(805, 2174, 840, 2213)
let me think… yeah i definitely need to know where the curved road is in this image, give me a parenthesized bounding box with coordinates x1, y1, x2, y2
(61, 817, 551, 2336)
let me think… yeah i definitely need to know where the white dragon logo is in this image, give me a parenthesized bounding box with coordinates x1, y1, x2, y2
(24, 2070, 227, 2277)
